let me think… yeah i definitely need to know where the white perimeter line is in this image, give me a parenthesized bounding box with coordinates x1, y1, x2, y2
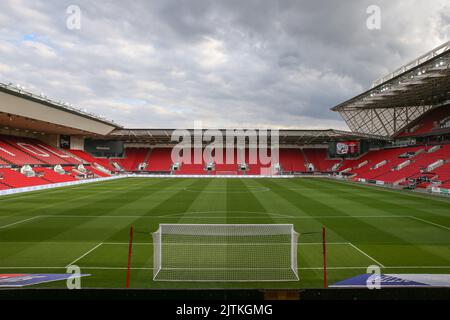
(101, 242, 350, 246)
(65, 243, 103, 268)
(1, 266, 450, 270)
(0, 216, 41, 230)
(348, 242, 385, 268)
(38, 215, 408, 219)
(409, 216, 450, 231)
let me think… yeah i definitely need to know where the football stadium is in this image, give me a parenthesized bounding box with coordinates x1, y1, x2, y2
(0, 1, 449, 305)
(0, 42, 449, 294)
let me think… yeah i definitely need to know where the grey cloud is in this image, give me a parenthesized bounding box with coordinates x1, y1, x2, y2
(0, 0, 448, 129)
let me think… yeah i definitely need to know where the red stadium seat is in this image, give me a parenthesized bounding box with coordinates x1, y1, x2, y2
(146, 148, 173, 172)
(279, 149, 306, 172)
(0, 168, 51, 188)
(68, 149, 114, 172)
(112, 148, 150, 171)
(397, 107, 450, 137)
(303, 148, 340, 171)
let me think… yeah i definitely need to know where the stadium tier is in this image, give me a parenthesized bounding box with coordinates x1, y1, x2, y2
(0, 138, 45, 165)
(33, 167, 77, 183)
(0, 135, 115, 190)
(397, 106, 450, 137)
(146, 148, 173, 172)
(303, 148, 340, 171)
(0, 135, 81, 165)
(0, 168, 50, 188)
(113, 147, 349, 175)
(68, 149, 115, 172)
(112, 148, 150, 171)
(279, 149, 306, 171)
(338, 144, 450, 185)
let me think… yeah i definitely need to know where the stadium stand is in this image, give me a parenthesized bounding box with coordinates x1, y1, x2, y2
(146, 148, 173, 172)
(69, 149, 114, 172)
(214, 150, 240, 174)
(432, 161, 450, 186)
(279, 149, 306, 172)
(112, 148, 150, 171)
(398, 106, 450, 137)
(0, 168, 50, 188)
(0, 138, 45, 165)
(0, 183, 10, 190)
(0, 135, 82, 166)
(245, 148, 271, 175)
(303, 148, 340, 171)
(173, 148, 273, 175)
(377, 145, 450, 183)
(338, 144, 450, 186)
(33, 168, 77, 183)
(86, 166, 110, 177)
(2, 137, 78, 165)
(175, 148, 205, 175)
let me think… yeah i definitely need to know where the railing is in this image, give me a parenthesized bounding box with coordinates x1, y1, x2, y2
(372, 41, 450, 88)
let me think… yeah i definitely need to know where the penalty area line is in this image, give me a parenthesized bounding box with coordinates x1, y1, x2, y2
(0, 216, 42, 230)
(348, 242, 385, 268)
(409, 216, 450, 231)
(65, 242, 104, 268)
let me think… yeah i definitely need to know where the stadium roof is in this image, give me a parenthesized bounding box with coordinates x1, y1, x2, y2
(332, 42, 450, 137)
(0, 82, 121, 135)
(108, 128, 387, 145)
(0, 82, 121, 128)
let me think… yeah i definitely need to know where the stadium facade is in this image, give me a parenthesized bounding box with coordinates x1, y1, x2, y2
(0, 42, 449, 195)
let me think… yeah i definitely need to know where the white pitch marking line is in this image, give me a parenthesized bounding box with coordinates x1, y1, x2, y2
(348, 242, 385, 268)
(1, 265, 450, 270)
(0, 241, 351, 246)
(409, 216, 450, 231)
(156, 211, 294, 218)
(0, 216, 41, 230)
(101, 242, 350, 246)
(38, 214, 409, 219)
(65, 242, 103, 268)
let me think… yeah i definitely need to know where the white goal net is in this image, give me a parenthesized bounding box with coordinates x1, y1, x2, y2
(152, 224, 299, 282)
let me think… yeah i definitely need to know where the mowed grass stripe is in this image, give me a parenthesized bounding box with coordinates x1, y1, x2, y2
(227, 179, 273, 225)
(172, 179, 228, 224)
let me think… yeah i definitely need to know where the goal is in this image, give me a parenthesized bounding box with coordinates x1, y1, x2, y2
(152, 224, 299, 282)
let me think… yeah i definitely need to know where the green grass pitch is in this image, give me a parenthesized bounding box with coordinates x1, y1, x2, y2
(0, 177, 449, 289)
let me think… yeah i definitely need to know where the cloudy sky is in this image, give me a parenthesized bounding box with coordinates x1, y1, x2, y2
(0, 0, 448, 129)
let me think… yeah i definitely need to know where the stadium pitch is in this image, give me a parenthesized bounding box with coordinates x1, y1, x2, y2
(0, 177, 449, 289)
